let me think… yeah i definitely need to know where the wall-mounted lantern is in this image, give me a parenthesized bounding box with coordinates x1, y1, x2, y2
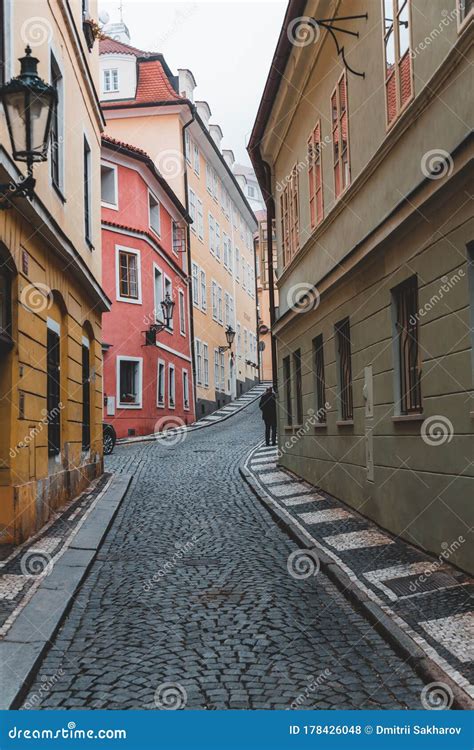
(0, 47, 57, 208)
(218, 325, 235, 354)
(143, 292, 175, 345)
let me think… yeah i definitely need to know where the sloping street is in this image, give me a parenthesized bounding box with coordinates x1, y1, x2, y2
(22, 402, 427, 710)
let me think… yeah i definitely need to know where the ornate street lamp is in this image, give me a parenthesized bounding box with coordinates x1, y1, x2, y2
(218, 325, 235, 354)
(0, 46, 57, 207)
(144, 292, 175, 345)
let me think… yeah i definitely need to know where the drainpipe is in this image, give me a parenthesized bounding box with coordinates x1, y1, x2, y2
(181, 105, 197, 416)
(253, 232, 261, 384)
(262, 161, 278, 391)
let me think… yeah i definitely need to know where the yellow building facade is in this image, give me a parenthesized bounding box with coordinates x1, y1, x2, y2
(0, 0, 109, 545)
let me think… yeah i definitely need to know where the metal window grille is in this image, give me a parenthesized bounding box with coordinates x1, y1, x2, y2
(336, 318, 353, 421)
(314, 334, 326, 421)
(395, 277, 422, 414)
(47, 328, 61, 456)
(82, 344, 90, 451)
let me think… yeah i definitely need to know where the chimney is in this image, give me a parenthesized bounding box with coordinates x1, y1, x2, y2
(209, 124, 223, 151)
(178, 68, 196, 102)
(195, 101, 212, 129)
(222, 149, 235, 169)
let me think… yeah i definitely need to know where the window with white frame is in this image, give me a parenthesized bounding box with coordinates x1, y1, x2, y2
(217, 285, 223, 324)
(154, 266, 163, 322)
(195, 339, 203, 385)
(223, 233, 229, 268)
(197, 199, 204, 240)
(185, 131, 191, 164)
(228, 239, 233, 275)
(244, 328, 248, 358)
(248, 185, 256, 198)
(149, 192, 161, 236)
(83, 136, 92, 245)
(211, 281, 218, 320)
(50, 53, 64, 194)
(183, 369, 190, 409)
(191, 262, 199, 307)
(118, 357, 142, 407)
(214, 349, 219, 389)
(168, 365, 176, 408)
(212, 169, 218, 199)
(242, 260, 247, 291)
(220, 352, 225, 390)
(193, 142, 200, 175)
(237, 323, 241, 357)
(235, 248, 240, 281)
(224, 292, 230, 327)
(179, 289, 186, 335)
(157, 360, 165, 406)
(203, 344, 209, 387)
(103, 68, 119, 93)
(229, 295, 235, 328)
(200, 270, 207, 312)
(101, 162, 117, 208)
(117, 247, 141, 303)
(189, 188, 196, 229)
(209, 213, 215, 254)
(206, 162, 212, 193)
(215, 221, 221, 259)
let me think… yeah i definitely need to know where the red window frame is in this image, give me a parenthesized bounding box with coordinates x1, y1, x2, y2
(383, 0, 413, 128)
(280, 165, 299, 267)
(308, 120, 324, 229)
(331, 71, 350, 199)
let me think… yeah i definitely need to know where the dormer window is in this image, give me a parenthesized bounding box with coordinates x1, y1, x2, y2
(103, 68, 119, 93)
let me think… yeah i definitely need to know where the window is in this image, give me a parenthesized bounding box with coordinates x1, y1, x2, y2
(293, 349, 303, 425)
(220, 352, 225, 390)
(154, 266, 163, 322)
(236, 323, 241, 357)
(83, 136, 92, 245)
(200, 270, 207, 312)
(185, 131, 191, 164)
(191, 262, 199, 307)
(228, 239, 233, 275)
(280, 166, 299, 266)
(467, 242, 474, 379)
(103, 68, 119, 93)
(157, 360, 165, 406)
(118, 357, 142, 407)
(248, 185, 256, 198)
(383, 0, 412, 127)
(211, 281, 218, 321)
(101, 162, 117, 207)
(392, 276, 422, 414)
(197, 198, 204, 240)
(214, 349, 219, 389)
(223, 233, 229, 268)
(335, 318, 353, 421)
(47, 324, 61, 456)
(193, 142, 200, 175)
(189, 188, 196, 229)
(313, 335, 326, 422)
(206, 162, 212, 193)
(308, 121, 323, 228)
(168, 365, 176, 408)
(235, 248, 240, 281)
(331, 72, 350, 198)
(81, 338, 90, 451)
(50, 54, 64, 194)
(203, 344, 209, 387)
(244, 328, 248, 358)
(458, 0, 474, 23)
(183, 369, 190, 410)
(117, 248, 140, 302)
(215, 222, 221, 259)
(283, 355, 292, 426)
(217, 285, 223, 324)
(224, 292, 230, 327)
(179, 289, 186, 335)
(195, 340, 203, 385)
(149, 192, 161, 236)
(209, 213, 215, 254)
(0, 269, 11, 347)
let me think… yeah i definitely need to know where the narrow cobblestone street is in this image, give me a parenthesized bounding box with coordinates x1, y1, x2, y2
(22, 403, 428, 710)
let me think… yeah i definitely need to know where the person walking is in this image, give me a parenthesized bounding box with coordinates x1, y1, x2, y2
(259, 386, 277, 446)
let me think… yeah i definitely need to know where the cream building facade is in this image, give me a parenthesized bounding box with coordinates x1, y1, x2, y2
(250, 0, 473, 574)
(0, 0, 109, 544)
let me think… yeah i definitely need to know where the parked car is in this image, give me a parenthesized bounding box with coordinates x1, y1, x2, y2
(103, 423, 117, 455)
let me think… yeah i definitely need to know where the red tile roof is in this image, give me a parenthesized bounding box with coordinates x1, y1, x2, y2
(135, 59, 181, 103)
(99, 37, 151, 56)
(102, 134, 148, 157)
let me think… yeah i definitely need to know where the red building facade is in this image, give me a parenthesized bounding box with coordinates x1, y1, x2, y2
(101, 136, 195, 438)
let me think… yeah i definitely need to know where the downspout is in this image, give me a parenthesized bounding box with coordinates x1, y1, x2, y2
(253, 232, 261, 384)
(181, 106, 197, 416)
(262, 161, 278, 391)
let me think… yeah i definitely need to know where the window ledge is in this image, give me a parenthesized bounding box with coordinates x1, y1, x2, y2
(392, 414, 424, 423)
(313, 422, 327, 430)
(470, 411, 474, 420)
(336, 420, 354, 427)
(52, 182, 67, 204)
(284, 425, 293, 433)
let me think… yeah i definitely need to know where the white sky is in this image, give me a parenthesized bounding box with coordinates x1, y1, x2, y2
(99, 0, 287, 165)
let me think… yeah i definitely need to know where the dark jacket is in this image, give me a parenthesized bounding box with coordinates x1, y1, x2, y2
(259, 391, 277, 424)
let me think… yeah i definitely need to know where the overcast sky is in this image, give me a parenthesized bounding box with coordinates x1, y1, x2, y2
(99, 0, 286, 165)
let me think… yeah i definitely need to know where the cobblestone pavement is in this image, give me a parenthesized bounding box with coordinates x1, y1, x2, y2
(22, 402, 429, 710)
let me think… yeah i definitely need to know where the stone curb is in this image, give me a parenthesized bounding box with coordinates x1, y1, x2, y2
(0, 472, 132, 710)
(239, 459, 472, 711)
(116, 386, 268, 447)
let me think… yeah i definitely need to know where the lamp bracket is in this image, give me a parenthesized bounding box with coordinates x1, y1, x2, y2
(0, 174, 35, 209)
(307, 14, 368, 78)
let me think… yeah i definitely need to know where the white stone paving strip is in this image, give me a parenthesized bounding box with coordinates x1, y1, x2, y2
(280, 494, 326, 507)
(299, 509, 353, 525)
(323, 530, 394, 551)
(0, 575, 30, 600)
(419, 613, 474, 664)
(28, 536, 63, 555)
(270, 482, 313, 498)
(363, 562, 440, 601)
(259, 471, 293, 484)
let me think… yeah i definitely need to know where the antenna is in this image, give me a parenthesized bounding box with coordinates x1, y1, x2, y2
(118, 0, 124, 23)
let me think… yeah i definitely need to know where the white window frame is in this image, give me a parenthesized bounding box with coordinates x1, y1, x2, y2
(195, 339, 203, 385)
(164, 275, 173, 330)
(200, 269, 207, 312)
(148, 190, 161, 237)
(211, 280, 218, 321)
(182, 368, 190, 410)
(189, 188, 196, 231)
(168, 364, 176, 408)
(117, 356, 143, 409)
(116, 245, 142, 304)
(203, 343, 209, 387)
(214, 349, 219, 390)
(153, 263, 164, 323)
(50, 49, 65, 196)
(103, 67, 119, 93)
(215, 221, 221, 260)
(193, 142, 200, 175)
(197, 198, 204, 240)
(178, 289, 186, 336)
(217, 285, 223, 325)
(157, 358, 166, 407)
(185, 131, 191, 164)
(191, 262, 199, 308)
(100, 160, 118, 209)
